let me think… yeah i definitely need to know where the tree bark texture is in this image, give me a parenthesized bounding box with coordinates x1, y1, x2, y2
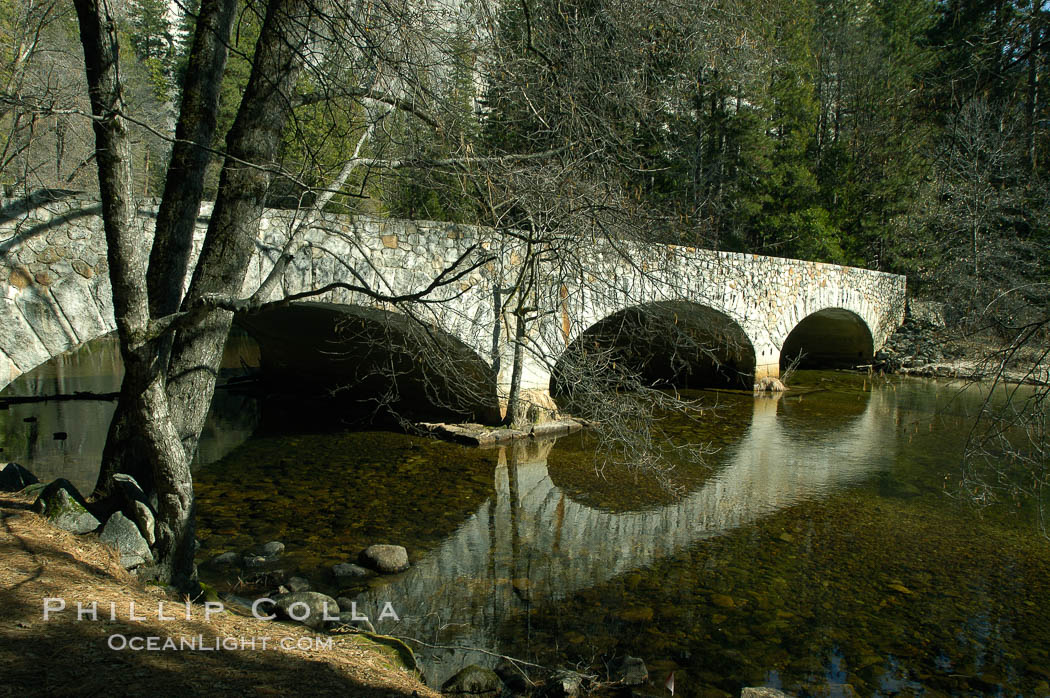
(94, 0, 238, 499)
(75, 0, 196, 586)
(164, 0, 313, 458)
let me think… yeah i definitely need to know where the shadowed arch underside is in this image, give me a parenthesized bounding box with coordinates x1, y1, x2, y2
(551, 301, 756, 402)
(235, 303, 501, 425)
(781, 308, 874, 370)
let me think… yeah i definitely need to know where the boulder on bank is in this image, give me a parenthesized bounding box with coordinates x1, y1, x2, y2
(358, 544, 409, 574)
(273, 591, 340, 631)
(32, 479, 100, 534)
(441, 665, 503, 696)
(0, 463, 39, 492)
(99, 511, 153, 569)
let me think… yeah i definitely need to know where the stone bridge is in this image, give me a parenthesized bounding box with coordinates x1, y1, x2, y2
(0, 195, 906, 417)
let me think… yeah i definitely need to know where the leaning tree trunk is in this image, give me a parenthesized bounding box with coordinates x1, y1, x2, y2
(164, 0, 312, 457)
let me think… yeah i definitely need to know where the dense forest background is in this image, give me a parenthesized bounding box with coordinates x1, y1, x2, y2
(2, 0, 1048, 328)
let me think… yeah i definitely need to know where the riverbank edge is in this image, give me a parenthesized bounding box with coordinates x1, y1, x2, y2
(890, 358, 1050, 385)
(0, 491, 439, 697)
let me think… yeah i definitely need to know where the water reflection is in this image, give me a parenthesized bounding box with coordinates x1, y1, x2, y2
(354, 388, 896, 685)
(0, 334, 261, 492)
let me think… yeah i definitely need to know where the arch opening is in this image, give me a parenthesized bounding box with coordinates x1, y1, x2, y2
(551, 302, 756, 406)
(235, 302, 501, 426)
(780, 308, 874, 370)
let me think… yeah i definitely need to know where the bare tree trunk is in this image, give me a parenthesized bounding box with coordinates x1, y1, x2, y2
(1026, 12, 1041, 174)
(79, 0, 312, 586)
(165, 0, 312, 458)
(94, 0, 238, 500)
(149, 0, 239, 318)
(504, 310, 527, 426)
(74, 0, 196, 587)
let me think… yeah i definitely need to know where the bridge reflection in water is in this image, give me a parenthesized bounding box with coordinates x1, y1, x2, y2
(350, 388, 898, 684)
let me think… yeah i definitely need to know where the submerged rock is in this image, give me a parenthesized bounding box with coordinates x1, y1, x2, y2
(254, 541, 285, 559)
(442, 665, 502, 696)
(333, 562, 373, 585)
(100, 511, 153, 569)
(741, 689, 792, 698)
(208, 551, 242, 567)
(0, 463, 39, 491)
(32, 479, 100, 534)
(358, 544, 409, 574)
(544, 670, 585, 698)
(616, 656, 648, 686)
(286, 576, 311, 592)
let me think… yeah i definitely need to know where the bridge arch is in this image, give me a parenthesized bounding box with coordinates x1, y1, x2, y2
(236, 302, 501, 424)
(550, 301, 756, 401)
(780, 307, 875, 370)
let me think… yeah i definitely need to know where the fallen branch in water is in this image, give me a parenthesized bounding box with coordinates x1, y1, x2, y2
(0, 391, 119, 406)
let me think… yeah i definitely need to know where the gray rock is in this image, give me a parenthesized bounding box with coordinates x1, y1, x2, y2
(333, 562, 373, 584)
(100, 511, 153, 569)
(494, 660, 530, 693)
(441, 665, 503, 696)
(616, 656, 648, 686)
(32, 479, 100, 534)
(329, 612, 376, 634)
(545, 670, 585, 698)
(273, 591, 340, 630)
(741, 689, 793, 698)
(286, 576, 311, 592)
(20, 482, 46, 497)
(218, 593, 255, 615)
(208, 551, 242, 567)
(243, 554, 269, 569)
(254, 541, 285, 559)
(358, 544, 409, 574)
(0, 463, 39, 491)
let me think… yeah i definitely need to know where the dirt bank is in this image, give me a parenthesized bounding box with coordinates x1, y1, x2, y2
(0, 492, 438, 697)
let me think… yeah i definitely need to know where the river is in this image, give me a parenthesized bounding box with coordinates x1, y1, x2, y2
(2, 335, 1049, 696)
